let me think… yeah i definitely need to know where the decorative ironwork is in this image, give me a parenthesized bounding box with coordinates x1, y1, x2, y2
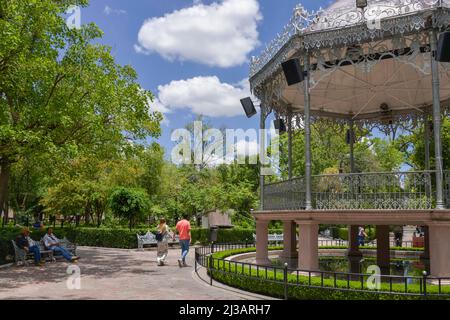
(264, 177, 306, 211)
(263, 171, 435, 210)
(250, 1, 450, 95)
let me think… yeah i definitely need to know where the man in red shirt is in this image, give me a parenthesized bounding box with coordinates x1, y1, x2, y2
(174, 214, 191, 267)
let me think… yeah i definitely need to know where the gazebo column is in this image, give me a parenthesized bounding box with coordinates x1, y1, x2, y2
(424, 113, 431, 171)
(429, 223, 450, 277)
(259, 105, 266, 210)
(430, 30, 445, 210)
(281, 221, 298, 260)
(304, 52, 312, 210)
(348, 225, 362, 257)
(376, 225, 391, 275)
(297, 221, 319, 270)
(347, 120, 361, 258)
(420, 226, 430, 260)
(287, 109, 293, 180)
(255, 219, 271, 265)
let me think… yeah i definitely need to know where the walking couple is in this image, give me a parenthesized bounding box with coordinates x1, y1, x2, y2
(155, 214, 191, 268)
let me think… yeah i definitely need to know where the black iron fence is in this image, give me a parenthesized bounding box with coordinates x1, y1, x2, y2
(264, 170, 450, 211)
(195, 243, 450, 300)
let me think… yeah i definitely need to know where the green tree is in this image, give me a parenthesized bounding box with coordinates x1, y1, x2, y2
(0, 0, 162, 222)
(108, 187, 150, 230)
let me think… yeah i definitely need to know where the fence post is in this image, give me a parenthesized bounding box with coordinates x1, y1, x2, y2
(284, 263, 289, 300)
(423, 271, 428, 299)
(209, 254, 213, 286)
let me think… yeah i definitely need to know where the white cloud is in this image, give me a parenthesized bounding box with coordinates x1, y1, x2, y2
(135, 0, 262, 68)
(157, 76, 252, 118)
(235, 139, 258, 157)
(104, 6, 127, 16)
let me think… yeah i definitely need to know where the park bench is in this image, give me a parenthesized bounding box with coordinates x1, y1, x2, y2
(44, 238, 77, 260)
(252, 233, 285, 245)
(137, 231, 179, 250)
(11, 240, 54, 266)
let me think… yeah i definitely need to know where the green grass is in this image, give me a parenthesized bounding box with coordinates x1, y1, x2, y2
(208, 247, 450, 300)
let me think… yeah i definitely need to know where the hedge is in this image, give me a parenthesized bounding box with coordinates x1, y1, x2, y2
(209, 248, 450, 300)
(0, 227, 264, 265)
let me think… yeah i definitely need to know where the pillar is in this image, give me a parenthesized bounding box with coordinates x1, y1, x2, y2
(421, 226, 430, 260)
(303, 53, 312, 210)
(430, 30, 445, 210)
(255, 219, 271, 265)
(376, 225, 390, 275)
(287, 110, 293, 180)
(297, 221, 319, 270)
(424, 113, 431, 171)
(348, 225, 362, 257)
(281, 221, 298, 259)
(259, 106, 266, 210)
(429, 223, 450, 277)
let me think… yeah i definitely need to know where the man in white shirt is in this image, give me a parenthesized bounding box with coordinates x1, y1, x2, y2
(43, 228, 79, 262)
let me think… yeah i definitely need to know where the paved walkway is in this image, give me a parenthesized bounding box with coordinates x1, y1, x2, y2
(0, 247, 272, 300)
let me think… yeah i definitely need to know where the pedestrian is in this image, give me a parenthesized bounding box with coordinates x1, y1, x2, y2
(15, 227, 44, 266)
(156, 218, 170, 266)
(393, 226, 403, 247)
(174, 214, 191, 268)
(358, 226, 367, 246)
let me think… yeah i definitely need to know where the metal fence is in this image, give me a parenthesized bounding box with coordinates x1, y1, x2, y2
(195, 243, 450, 300)
(263, 171, 449, 211)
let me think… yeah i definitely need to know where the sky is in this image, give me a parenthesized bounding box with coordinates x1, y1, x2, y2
(79, 0, 337, 158)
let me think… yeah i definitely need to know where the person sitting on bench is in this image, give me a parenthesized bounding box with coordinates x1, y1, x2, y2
(43, 228, 79, 263)
(15, 227, 44, 266)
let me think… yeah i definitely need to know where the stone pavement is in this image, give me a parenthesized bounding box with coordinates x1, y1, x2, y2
(0, 246, 272, 300)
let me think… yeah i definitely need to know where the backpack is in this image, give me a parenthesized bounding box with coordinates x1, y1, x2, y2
(155, 232, 163, 242)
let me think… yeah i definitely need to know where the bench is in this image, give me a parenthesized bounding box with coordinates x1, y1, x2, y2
(137, 231, 179, 250)
(252, 233, 286, 245)
(11, 240, 54, 266)
(45, 238, 77, 260)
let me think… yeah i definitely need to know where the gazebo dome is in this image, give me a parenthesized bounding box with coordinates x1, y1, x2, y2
(311, 0, 430, 32)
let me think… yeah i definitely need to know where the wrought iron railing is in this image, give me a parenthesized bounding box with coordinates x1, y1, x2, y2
(195, 243, 450, 300)
(264, 171, 439, 211)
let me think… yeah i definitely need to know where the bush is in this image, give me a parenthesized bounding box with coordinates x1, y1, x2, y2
(209, 248, 450, 300)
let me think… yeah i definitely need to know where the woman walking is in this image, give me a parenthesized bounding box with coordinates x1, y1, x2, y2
(156, 218, 170, 266)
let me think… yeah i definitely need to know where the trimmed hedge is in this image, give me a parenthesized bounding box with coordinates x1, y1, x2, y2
(209, 248, 450, 300)
(0, 227, 263, 265)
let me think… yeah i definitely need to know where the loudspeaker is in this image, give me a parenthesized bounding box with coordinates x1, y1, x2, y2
(240, 97, 257, 118)
(281, 59, 305, 86)
(437, 32, 450, 62)
(274, 119, 287, 133)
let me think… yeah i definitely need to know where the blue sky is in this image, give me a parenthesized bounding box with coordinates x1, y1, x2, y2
(80, 0, 335, 157)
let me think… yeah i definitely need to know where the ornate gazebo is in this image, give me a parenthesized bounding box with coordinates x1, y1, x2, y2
(250, 0, 450, 277)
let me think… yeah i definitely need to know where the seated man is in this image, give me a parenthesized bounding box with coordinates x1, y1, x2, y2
(15, 227, 44, 266)
(43, 228, 79, 263)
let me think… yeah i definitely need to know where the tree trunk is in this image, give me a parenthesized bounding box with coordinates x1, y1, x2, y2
(0, 161, 11, 227)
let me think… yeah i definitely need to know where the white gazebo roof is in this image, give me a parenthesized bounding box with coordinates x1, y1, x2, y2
(249, 0, 450, 121)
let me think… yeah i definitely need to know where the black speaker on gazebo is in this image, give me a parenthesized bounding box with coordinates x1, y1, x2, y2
(274, 119, 287, 133)
(437, 32, 450, 62)
(240, 97, 257, 118)
(282, 59, 305, 86)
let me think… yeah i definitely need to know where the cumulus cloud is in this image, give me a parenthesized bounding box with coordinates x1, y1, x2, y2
(156, 76, 252, 118)
(135, 0, 262, 68)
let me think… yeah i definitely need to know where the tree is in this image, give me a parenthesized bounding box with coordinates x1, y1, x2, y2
(108, 187, 150, 230)
(0, 0, 162, 223)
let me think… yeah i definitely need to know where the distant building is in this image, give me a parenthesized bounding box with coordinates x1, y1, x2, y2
(201, 210, 234, 229)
